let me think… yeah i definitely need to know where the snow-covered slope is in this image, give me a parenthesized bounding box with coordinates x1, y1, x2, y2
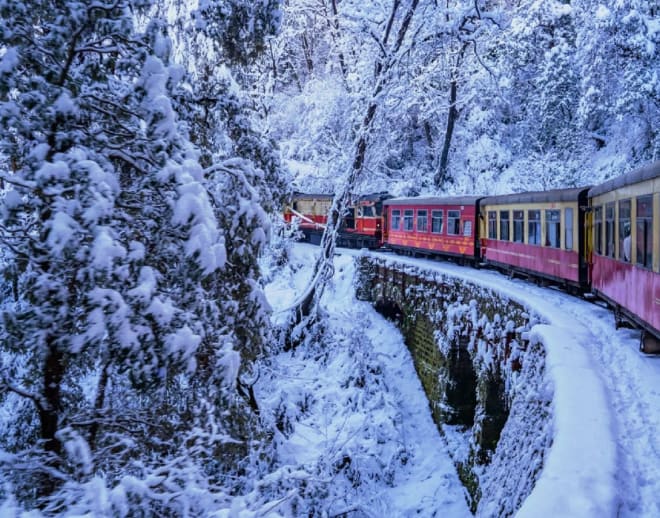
(263, 246, 471, 516)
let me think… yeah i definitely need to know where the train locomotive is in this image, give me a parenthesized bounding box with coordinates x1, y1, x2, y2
(283, 191, 390, 249)
(284, 161, 660, 352)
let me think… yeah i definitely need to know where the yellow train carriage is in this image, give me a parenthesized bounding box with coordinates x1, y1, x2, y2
(588, 162, 660, 351)
(479, 188, 590, 289)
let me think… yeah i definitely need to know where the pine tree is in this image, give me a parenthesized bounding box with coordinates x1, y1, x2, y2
(0, 0, 284, 511)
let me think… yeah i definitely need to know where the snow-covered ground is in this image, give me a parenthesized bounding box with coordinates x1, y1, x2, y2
(265, 243, 660, 517)
(263, 245, 471, 516)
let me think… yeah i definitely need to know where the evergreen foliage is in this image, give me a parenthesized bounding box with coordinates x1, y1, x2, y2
(0, 0, 285, 512)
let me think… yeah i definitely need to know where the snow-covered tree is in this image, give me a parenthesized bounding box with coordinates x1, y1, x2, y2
(0, 0, 285, 511)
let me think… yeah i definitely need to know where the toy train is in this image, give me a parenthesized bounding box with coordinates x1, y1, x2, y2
(283, 161, 660, 353)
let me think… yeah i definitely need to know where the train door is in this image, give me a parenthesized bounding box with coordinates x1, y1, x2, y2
(578, 190, 590, 287)
(343, 205, 355, 230)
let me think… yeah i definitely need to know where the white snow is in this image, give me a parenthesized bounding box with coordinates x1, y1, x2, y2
(165, 325, 201, 373)
(0, 46, 18, 74)
(47, 211, 78, 255)
(357, 248, 658, 518)
(517, 326, 616, 518)
(171, 166, 227, 274)
(91, 227, 126, 271)
(595, 4, 612, 21)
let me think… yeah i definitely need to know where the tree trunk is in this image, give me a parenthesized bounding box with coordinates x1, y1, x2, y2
(328, 0, 349, 80)
(88, 360, 110, 451)
(435, 77, 458, 188)
(434, 43, 468, 189)
(37, 339, 64, 499)
(288, 0, 421, 339)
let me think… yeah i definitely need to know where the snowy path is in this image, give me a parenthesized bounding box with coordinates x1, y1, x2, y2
(362, 248, 660, 518)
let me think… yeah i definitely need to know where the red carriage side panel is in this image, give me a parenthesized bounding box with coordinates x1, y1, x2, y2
(385, 197, 479, 259)
(591, 253, 660, 335)
(483, 241, 581, 283)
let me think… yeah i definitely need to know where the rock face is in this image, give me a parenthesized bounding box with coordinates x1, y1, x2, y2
(356, 256, 552, 515)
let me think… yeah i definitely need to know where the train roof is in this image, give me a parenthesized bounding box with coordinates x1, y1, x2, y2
(588, 161, 660, 198)
(383, 196, 482, 207)
(480, 186, 590, 206)
(291, 192, 390, 202)
(357, 192, 391, 202)
(291, 192, 334, 200)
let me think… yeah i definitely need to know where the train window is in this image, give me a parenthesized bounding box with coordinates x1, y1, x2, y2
(431, 210, 444, 234)
(391, 209, 401, 230)
(513, 210, 524, 243)
(545, 210, 561, 248)
(605, 203, 615, 258)
(362, 205, 375, 217)
(594, 206, 603, 255)
(463, 220, 473, 237)
(618, 199, 631, 262)
(404, 209, 414, 231)
(528, 210, 541, 245)
(636, 196, 653, 269)
(565, 208, 574, 251)
(488, 211, 497, 239)
(448, 210, 461, 235)
(417, 210, 428, 232)
(500, 211, 510, 241)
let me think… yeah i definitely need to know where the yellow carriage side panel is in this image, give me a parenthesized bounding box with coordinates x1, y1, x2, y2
(480, 200, 580, 250)
(295, 197, 332, 217)
(591, 177, 659, 270)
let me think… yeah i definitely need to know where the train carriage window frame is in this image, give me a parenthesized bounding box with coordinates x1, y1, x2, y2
(361, 205, 375, 218)
(417, 209, 428, 232)
(488, 211, 497, 239)
(447, 210, 461, 235)
(605, 202, 615, 258)
(431, 210, 444, 234)
(565, 207, 574, 251)
(618, 199, 631, 262)
(500, 210, 510, 241)
(403, 209, 414, 231)
(391, 209, 401, 231)
(528, 210, 541, 245)
(545, 209, 561, 248)
(594, 205, 603, 255)
(635, 195, 653, 269)
(463, 220, 473, 237)
(513, 210, 524, 243)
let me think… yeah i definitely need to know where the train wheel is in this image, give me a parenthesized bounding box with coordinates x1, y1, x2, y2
(640, 331, 660, 354)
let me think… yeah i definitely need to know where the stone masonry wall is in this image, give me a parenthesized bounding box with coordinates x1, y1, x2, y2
(356, 255, 551, 515)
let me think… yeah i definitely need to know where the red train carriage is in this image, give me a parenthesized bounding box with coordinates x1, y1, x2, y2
(383, 196, 482, 262)
(337, 193, 390, 249)
(479, 188, 590, 291)
(588, 161, 660, 352)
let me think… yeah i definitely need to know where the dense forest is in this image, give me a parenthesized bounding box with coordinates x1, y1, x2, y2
(0, 0, 658, 515)
(264, 0, 659, 196)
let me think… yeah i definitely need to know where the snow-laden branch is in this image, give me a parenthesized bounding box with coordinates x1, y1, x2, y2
(1, 375, 50, 413)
